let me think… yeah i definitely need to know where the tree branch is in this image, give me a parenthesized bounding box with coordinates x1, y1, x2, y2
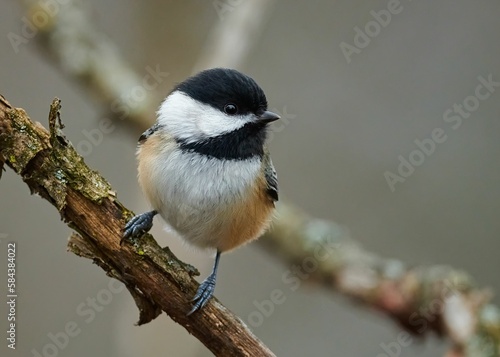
(0, 95, 275, 357)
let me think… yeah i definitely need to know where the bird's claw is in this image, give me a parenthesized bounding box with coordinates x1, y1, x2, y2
(188, 274, 216, 315)
(121, 211, 156, 245)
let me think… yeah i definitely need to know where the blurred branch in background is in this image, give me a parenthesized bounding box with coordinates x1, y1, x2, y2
(262, 207, 500, 357)
(0, 95, 276, 357)
(14, 1, 500, 356)
(192, 0, 277, 73)
(17, 0, 157, 129)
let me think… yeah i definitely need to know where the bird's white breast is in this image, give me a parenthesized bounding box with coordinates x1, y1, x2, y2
(142, 145, 262, 248)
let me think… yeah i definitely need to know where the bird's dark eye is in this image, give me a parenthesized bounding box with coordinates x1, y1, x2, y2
(224, 103, 238, 115)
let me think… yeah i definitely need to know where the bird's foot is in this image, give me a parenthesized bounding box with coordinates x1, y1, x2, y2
(121, 210, 157, 245)
(188, 273, 217, 315)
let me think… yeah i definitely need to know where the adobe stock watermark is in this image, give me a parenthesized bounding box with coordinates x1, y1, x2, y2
(384, 74, 499, 192)
(375, 279, 465, 357)
(6, 237, 17, 350)
(340, 0, 411, 64)
(76, 65, 169, 157)
(246, 238, 341, 328)
(7, 0, 70, 54)
(212, 0, 244, 21)
(30, 278, 125, 357)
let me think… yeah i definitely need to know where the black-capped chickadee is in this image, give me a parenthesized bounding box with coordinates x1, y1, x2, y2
(123, 68, 280, 314)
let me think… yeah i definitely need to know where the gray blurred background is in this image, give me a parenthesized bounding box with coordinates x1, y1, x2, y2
(1, 0, 500, 356)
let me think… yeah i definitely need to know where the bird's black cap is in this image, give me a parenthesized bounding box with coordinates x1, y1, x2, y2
(175, 68, 269, 116)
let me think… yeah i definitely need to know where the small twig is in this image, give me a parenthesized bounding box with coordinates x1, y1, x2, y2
(0, 96, 276, 357)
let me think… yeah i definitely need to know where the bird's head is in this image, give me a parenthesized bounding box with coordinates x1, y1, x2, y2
(157, 68, 280, 159)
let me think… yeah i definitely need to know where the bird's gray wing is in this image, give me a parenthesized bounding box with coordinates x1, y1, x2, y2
(139, 122, 164, 143)
(263, 149, 278, 202)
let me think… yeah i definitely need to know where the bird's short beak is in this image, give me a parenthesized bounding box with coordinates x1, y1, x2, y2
(258, 111, 281, 123)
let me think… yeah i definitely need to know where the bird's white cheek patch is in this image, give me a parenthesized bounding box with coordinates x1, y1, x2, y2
(157, 91, 253, 142)
(195, 109, 249, 138)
